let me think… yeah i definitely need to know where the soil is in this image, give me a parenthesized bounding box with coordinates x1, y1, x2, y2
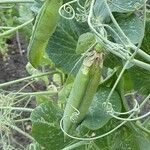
(0, 35, 36, 149)
(0, 34, 52, 150)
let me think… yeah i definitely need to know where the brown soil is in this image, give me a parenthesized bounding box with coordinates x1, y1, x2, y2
(0, 35, 34, 149)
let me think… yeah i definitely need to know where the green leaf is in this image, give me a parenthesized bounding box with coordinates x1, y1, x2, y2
(31, 102, 62, 124)
(112, 14, 144, 44)
(75, 32, 96, 54)
(144, 117, 150, 130)
(128, 66, 150, 95)
(81, 87, 122, 130)
(16, 4, 33, 38)
(93, 0, 144, 22)
(35, 95, 53, 104)
(94, 122, 150, 150)
(123, 70, 134, 92)
(141, 21, 150, 55)
(32, 124, 72, 150)
(136, 136, 150, 150)
(31, 102, 73, 149)
(147, 11, 150, 21)
(104, 53, 122, 68)
(46, 18, 89, 74)
(110, 0, 144, 12)
(94, 0, 110, 22)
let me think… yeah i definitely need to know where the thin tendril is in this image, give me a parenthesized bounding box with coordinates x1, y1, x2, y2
(69, 104, 80, 123)
(110, 111, 150, 121)
(103, 98, 140, 115)
(77, 0, 85, 9)
(59, 0, 77, 20)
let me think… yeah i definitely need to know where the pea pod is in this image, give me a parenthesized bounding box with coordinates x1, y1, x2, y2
(28, 0, 63, 68)
(63, 51, 103, 133)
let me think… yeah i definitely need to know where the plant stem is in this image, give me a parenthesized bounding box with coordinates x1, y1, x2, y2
(0, 0, 34, 3)
(0, 18, 34, 38)
(0, 71, 58, 88)
(14, 91, 58, 98)
(143, 116, 150, 126)
(131, 59, 150, 71)
(15, 118, 31, 122)
(139, 94, 150, 109)
(8, 124, 34, 141)
(135, 121, 150, 135)
(62, 141, 89, 150)
(131, 45, 150, 63)
(0, 26, 13, 29)
(0, 107, 33, 112)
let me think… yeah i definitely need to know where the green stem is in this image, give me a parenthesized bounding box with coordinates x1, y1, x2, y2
(8, 124, 34, 141)
(0, 0, 34, 3)
(92, 142, 100, 150)
(139, 94, 150, 109)
(0, 26, 13, 29)
(135, 121, 150, 135)
(15, 118, 31, 122)
(0, 107, 33, 112)
(131, 59, 150, 71)
(143, 116, 150, 126)
(0, 18, 34, 38)
(132, 46, 150, 63)
(0, 71, 58, 88)
(13, 91, 58, 98)
(62, 141, 89, 150)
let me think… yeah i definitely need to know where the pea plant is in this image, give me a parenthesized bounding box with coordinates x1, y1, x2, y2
(0, 0, 150, 149)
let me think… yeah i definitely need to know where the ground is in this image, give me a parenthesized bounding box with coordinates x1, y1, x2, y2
(0, 35, 34, 149)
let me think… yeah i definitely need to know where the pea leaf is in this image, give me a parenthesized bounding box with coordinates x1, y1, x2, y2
(81, 87, 122, 130)
(137, 136, 150, 150)
(110, 0, 144, 12)
(141, 21, 150, 55)
(104, 53, 122, 68)
(94, 121, 150, 150)
(31, 102, 62, 124)
(46, 18, 89, 74)
(128, 66, 150, 95)
(31, 102, 73, 149)
(94, 0, 144, 22)
(32, 124, 72, 150)
(94, 0, 110, 22)
(111, 14, 144, 44)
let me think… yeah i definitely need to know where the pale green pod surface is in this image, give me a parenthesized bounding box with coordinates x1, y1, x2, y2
(63, 52, 104, 134)
(63, 64, 91, 133)
(77, 55, 103, 124)
(76, 32, 96, 54)
(28, 0, 63, 68)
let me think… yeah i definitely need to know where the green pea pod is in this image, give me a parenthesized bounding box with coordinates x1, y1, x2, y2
(63, 51, 103, 134)
(76, 54, 103, 125)
(28, 0, 63, 68)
